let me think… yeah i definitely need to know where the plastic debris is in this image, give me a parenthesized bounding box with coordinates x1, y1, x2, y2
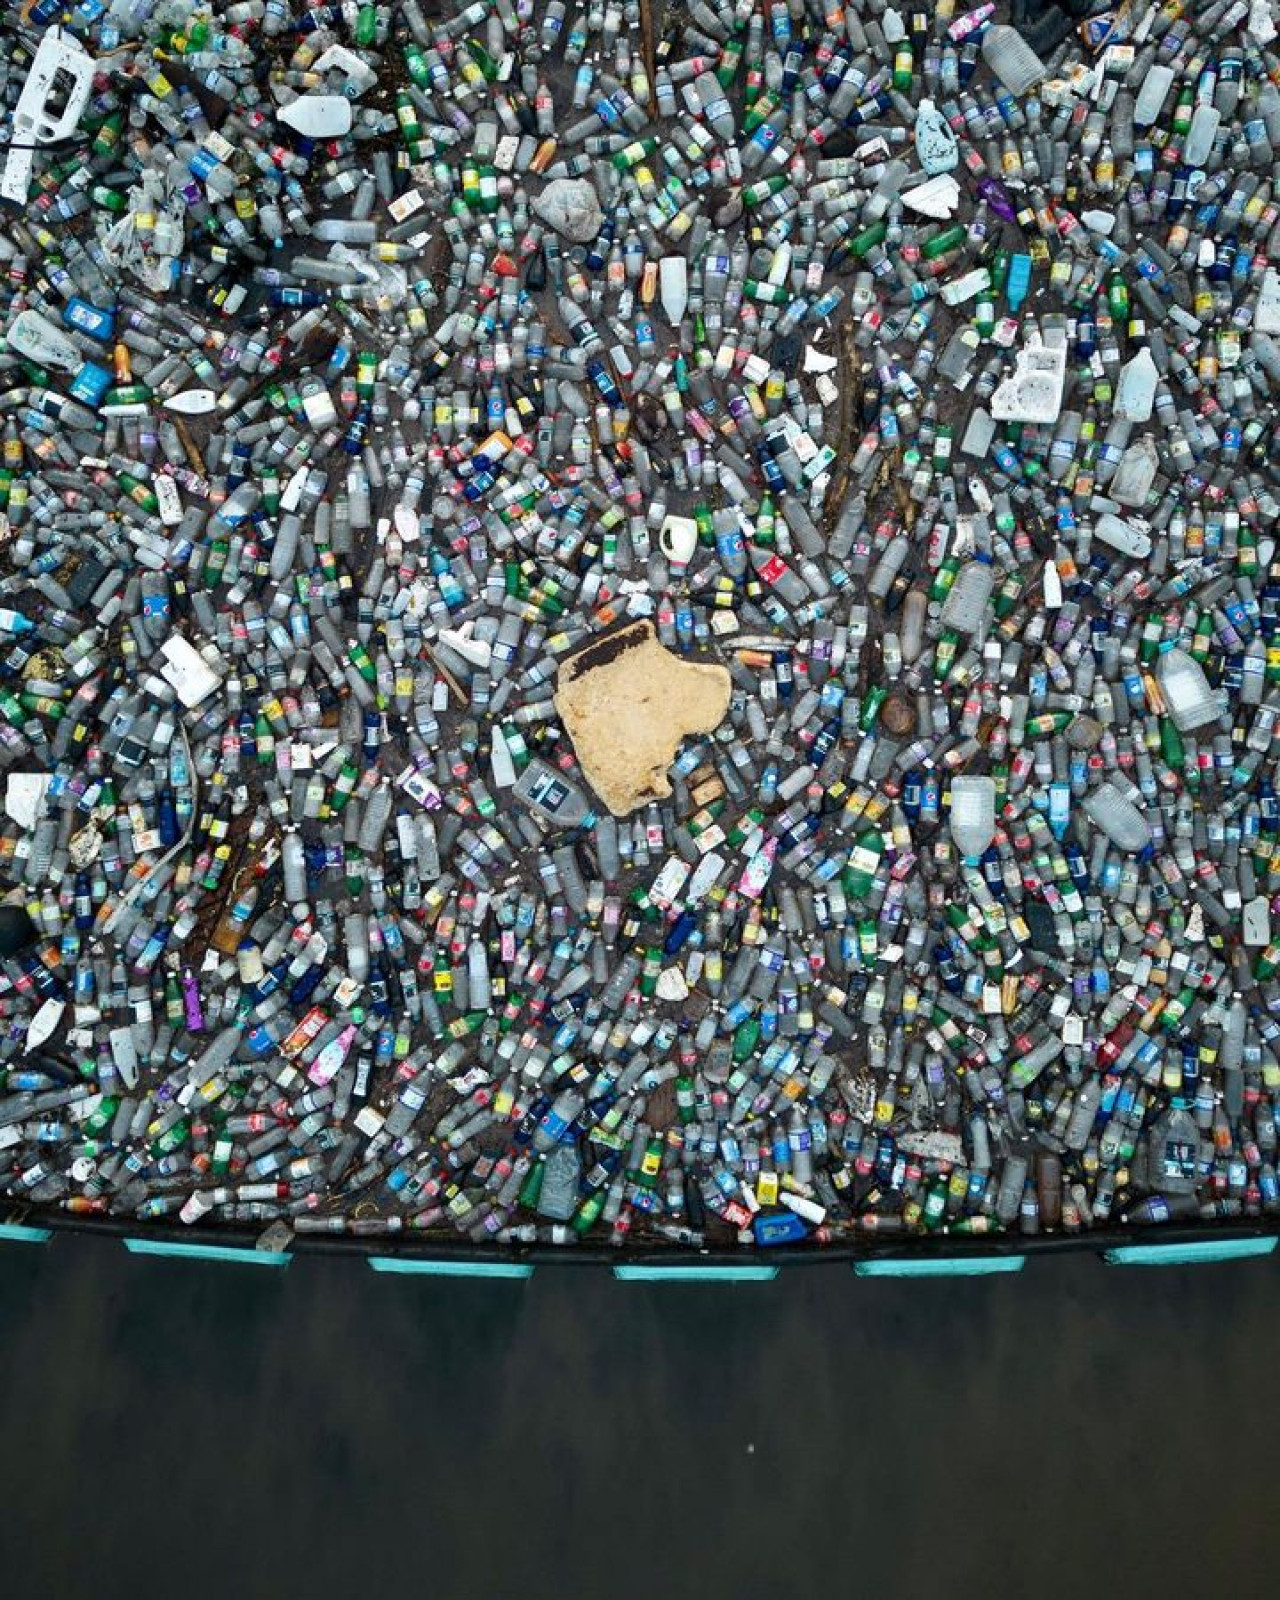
(0, 26, 94, 205)
(0, 0, 1279, 1261)
(277, 96, 354, 140)
(990, 338, 1067, 424)
(552, 623, 732, 817)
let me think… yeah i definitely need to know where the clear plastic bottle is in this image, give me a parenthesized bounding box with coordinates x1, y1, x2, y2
(1082, 783, 1152, 853)
(939, 555, 995, 635)
(949, 775, 996, 861)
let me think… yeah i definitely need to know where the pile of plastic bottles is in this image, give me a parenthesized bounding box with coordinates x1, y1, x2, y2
(0, 0, 1278, 1252)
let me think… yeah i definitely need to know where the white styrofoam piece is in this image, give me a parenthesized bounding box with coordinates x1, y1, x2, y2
(901, 173, 961, 218)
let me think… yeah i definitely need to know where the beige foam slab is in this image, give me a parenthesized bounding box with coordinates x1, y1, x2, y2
(554, 621, 731, 817)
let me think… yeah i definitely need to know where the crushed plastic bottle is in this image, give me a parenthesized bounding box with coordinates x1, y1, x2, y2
(0, 0, 1276, 1260)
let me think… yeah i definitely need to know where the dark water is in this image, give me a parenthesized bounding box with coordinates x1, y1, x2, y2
(1, 1237, 1275, 1600)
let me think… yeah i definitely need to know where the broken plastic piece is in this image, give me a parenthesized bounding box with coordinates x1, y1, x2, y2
(5, 774, 48, 829)
(1093, 513, 1154, 560)
(901, 173, 961, 217)
(658, 514, 698, 564)
(278, 95, 354, 138)
(5, 308, 83, 371)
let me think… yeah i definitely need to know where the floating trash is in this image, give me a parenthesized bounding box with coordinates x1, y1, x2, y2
(0, 0, 1275, 1254)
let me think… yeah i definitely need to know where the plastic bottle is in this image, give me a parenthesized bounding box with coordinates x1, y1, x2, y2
(940, 556, 995, 635)
(949, 776, 997, 862)
(1082, 785, 1152, 854)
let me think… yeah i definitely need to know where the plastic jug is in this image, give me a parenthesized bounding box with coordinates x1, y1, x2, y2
(1114, 348, 1158, 422)
(980, 25, 1046, 96)
(1134, 64, 1175, 126)
(1158, 649, 1222, 732)
(914, 99, 959, 173)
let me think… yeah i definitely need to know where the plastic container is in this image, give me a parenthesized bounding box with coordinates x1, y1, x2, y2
(940, 556, 995, 635)
(1158, 650, 1223, 733)
(1134, 64, 1175, 126)
(1113, 349, 1158, 422)
(1082, 785, 1152, 854)
(980, 25, 1046, 96)
(949, 776, 997, 862)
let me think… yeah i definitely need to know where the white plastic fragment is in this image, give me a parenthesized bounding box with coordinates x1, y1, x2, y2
(5, 774, 48, 829)
(438, 625, 492, 668)
(277, 95, 354, 138)
(1093, 513, 1154, 559)
(68, 827, 100, 869)
(310, 43, 378, 94)
(154, 474, 183, 526)
(4, 309, 83, 371)
(109, 1026, 139, 1090)
(941, 268, 991, 307)
(1249, 0, 1278, 42)
(659, 514, 699, 564)
(803, 346, 839, 374)
(532, 178, 604, 241)
(655, 967, 689, 1002)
